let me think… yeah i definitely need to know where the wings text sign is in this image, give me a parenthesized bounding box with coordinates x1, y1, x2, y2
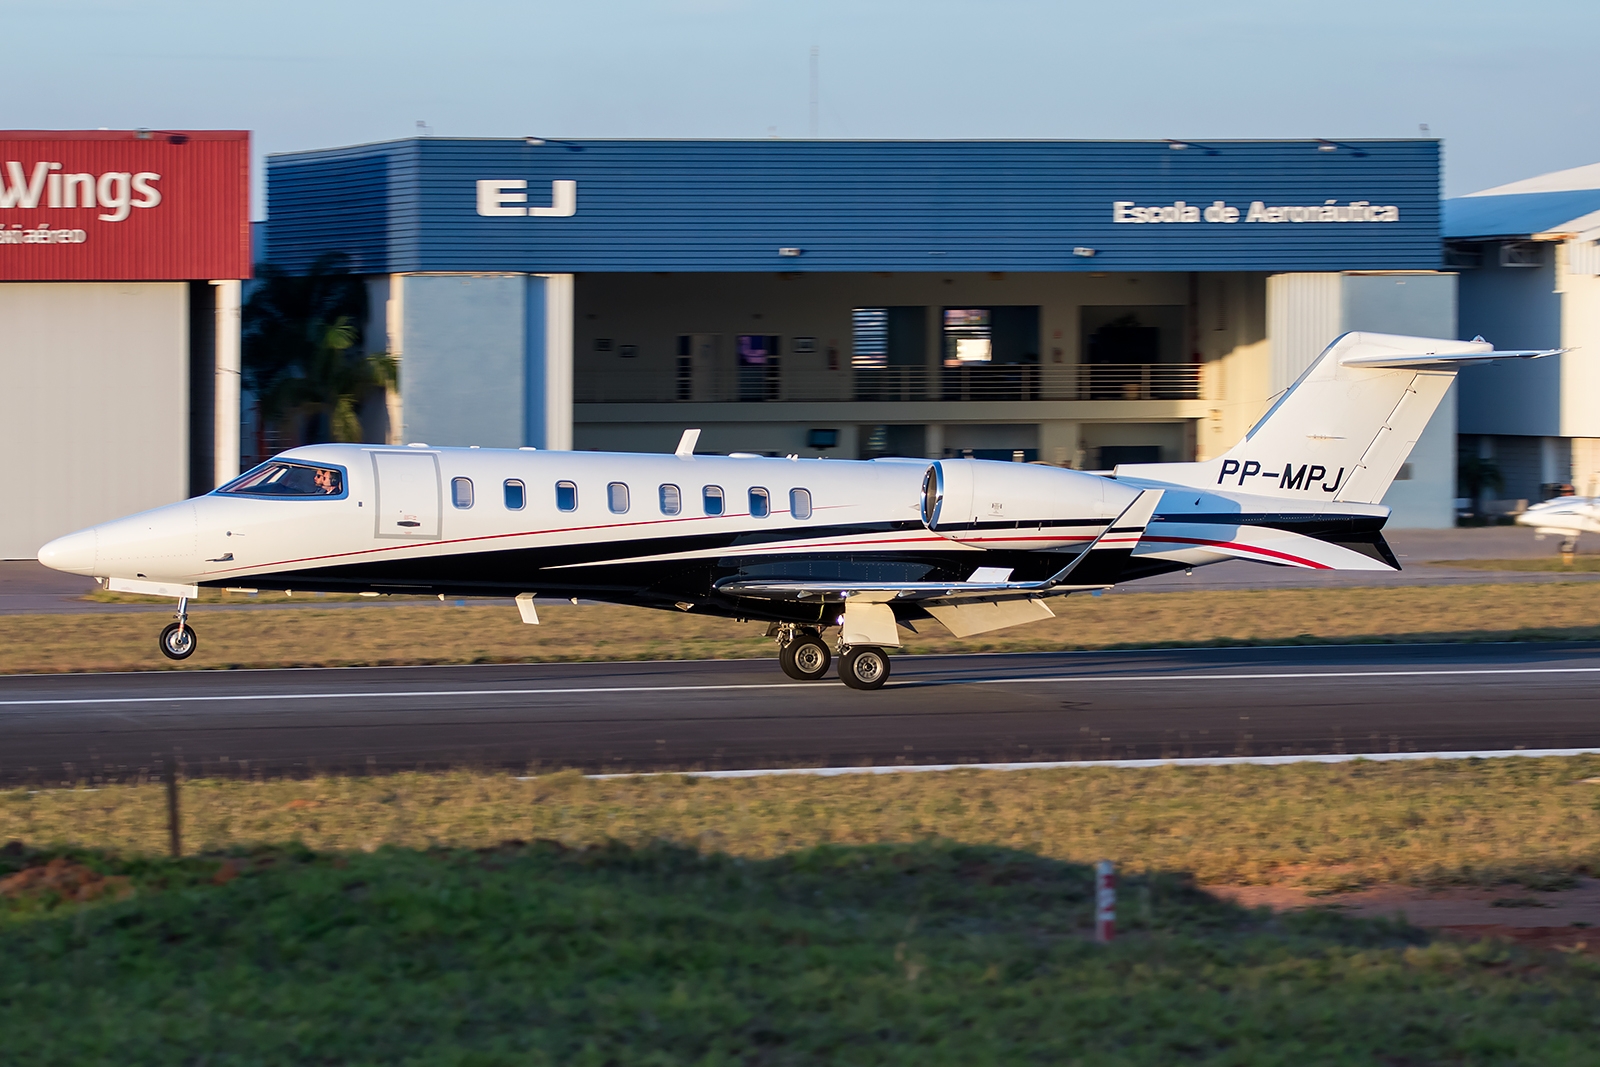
(0, 131, 250, 281)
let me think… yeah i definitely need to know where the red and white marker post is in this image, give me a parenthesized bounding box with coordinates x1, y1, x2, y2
(1095, 860, 1116, 943)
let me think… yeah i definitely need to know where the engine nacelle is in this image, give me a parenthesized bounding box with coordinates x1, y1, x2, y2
(921, 459, 1140, 550)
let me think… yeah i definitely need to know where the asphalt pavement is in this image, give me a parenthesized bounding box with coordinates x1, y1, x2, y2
(3, 642, 1598, 784)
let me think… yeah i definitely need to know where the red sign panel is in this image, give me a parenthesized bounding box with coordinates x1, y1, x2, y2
(0, 130, 249, 281)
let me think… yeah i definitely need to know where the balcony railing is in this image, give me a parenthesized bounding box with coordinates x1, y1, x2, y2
(575, 364, 1201, 404)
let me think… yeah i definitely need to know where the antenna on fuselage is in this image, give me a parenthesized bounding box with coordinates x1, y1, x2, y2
(675, 428, 702, 457)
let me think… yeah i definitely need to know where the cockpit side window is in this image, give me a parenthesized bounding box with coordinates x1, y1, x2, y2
(217, 461, 347, 498)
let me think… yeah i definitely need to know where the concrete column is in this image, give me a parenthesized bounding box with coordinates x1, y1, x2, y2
(210, 279, 242, 486)
(924, 422, 943, 459)
(541, 274, 574, 451)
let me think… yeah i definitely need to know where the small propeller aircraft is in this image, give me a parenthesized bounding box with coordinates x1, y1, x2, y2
(39, 332, 1556, 689)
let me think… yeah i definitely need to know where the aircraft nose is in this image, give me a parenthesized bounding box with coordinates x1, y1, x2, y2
(38, 528, 97, 575)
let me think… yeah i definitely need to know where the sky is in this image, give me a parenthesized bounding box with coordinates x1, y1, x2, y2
(3, 0, 1595, 216)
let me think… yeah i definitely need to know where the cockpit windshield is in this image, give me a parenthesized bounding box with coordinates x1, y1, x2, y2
(217, 462, 344, 497)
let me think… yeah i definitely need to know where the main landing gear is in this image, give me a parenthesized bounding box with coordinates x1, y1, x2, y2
(776, 625, 832, 681)
(838, 644, 891, 691)
(772, 624, 890, 690)
(158, 597, 197, 660)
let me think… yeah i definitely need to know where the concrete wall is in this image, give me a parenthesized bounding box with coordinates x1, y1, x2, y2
(0, 283, 189, 558)
(387, 273, 573, 450)
(1558, 241, 1600, 439)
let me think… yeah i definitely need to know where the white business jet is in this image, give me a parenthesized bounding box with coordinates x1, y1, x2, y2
(1517, 496, 1600, 559)
(38, 333, 1554, 689)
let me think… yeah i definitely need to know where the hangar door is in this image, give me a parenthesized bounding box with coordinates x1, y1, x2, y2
(372, 451, 442, 539)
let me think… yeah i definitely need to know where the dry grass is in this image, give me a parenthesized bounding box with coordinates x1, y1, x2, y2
(6, 581, 1600, 674)
(8, 757, 1600, 889)
(1427, 557, 1600, 572)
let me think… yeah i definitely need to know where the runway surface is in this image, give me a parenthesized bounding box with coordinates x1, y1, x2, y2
(3, 642, 1599, 783)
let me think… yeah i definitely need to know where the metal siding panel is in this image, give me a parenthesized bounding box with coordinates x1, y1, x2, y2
(267, 139, 1440, 274)
(0, 131, 249, 280)
(1267, 273, 1344, 394)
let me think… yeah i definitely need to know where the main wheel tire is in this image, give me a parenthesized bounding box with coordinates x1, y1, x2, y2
(159, 622, 197, 660)
(839, 645, 890, 690)
(782, 635, 832, 681)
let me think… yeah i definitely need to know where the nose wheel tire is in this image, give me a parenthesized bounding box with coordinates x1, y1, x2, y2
(839, 645, 890, 690)
(780, 634, 832, 680)
(159, 622, 197, 660)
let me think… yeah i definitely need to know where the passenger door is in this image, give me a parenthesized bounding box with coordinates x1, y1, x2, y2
(372, 451, 442, 539)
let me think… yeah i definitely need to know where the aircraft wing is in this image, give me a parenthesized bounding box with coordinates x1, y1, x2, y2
(715, 489, 1163, 643)
(715, 489, 1165, 605)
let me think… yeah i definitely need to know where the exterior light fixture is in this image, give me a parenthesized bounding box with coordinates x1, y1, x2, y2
(1315, 139, 1369, 158)
(778, 247, 803, 257)
(1165, 139, 1219, 155)
(1073, 247, 1097, 258)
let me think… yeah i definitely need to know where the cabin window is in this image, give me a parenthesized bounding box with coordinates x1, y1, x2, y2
(789, 488, 812, 520)
(216, 461, 346, 498)
(702, 485, 725, 516)
(555, 481, 578, 512)
(504, 480, 525, 510)
(749, 487, 770, 518)
(451, 477, 474, 509)
(659, 484, 682, 515)
(608, 481, 630, 514)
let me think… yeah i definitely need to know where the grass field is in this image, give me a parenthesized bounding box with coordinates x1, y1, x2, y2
(10, 758, 1600, 890)
(8, 840, 1600, 1064)
(9, 581, 1600, 674)
(9, 760, 1600, 1062)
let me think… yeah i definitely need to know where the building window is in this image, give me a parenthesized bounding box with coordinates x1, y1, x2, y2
(659, 484, 682, 515)
(703, 485, 725, 516)
(852, 308, 888, 368)
(789, 488, 812, 520)
(504, 479, 526, 510)
(749, 487, 770, 518)
(943, 308, 992, 365)
(451, 477, 474, 509)
(737, 335, 780, 401)
(607, 481, 630, 514)
(555, 481, 578, 512)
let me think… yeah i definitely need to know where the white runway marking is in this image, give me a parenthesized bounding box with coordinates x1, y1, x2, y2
(587, 747, 1600, 780)
(1, 664, 1597, 708)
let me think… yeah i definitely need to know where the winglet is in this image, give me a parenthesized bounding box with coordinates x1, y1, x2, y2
(1047, 488, 1163, 587)
(674, 428, 701, 457)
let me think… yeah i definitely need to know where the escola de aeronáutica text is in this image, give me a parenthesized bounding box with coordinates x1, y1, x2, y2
(1113, 199, 1400, 224)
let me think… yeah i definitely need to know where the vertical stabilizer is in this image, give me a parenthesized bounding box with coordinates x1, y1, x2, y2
(1114, 333, 1553, 505)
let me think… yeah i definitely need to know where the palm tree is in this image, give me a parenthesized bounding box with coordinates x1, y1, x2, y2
(244, 253, 397, 445)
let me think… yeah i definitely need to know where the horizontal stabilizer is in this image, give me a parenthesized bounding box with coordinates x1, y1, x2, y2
(1340, 346, 1564, 369)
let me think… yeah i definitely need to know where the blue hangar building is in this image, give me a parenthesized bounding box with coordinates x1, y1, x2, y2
(263, 136, 1458, 527)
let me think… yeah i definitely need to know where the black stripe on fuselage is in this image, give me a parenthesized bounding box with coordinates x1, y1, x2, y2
(196, 511, 1383, 622)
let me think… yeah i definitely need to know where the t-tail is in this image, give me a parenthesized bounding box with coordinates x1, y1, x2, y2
(1114, 332, 1561, 503)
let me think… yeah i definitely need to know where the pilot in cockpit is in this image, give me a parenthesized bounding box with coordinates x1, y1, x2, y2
(313, 468, 341, 495)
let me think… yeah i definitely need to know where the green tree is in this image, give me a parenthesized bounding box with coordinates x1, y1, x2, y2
(243, 253, 396, 444)
(1457, 454, 1504, 506)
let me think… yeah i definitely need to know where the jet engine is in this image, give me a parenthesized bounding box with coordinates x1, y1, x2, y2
(920, 459, 1142, 550)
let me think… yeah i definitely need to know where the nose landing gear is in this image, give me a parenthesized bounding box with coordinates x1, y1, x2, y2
(158, 597, 197, 660)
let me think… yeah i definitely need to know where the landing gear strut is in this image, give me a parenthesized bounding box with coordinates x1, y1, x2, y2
(158, 597, 197, 660)
(838, 644, 890, 690)
(775, 625, 831, 681)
